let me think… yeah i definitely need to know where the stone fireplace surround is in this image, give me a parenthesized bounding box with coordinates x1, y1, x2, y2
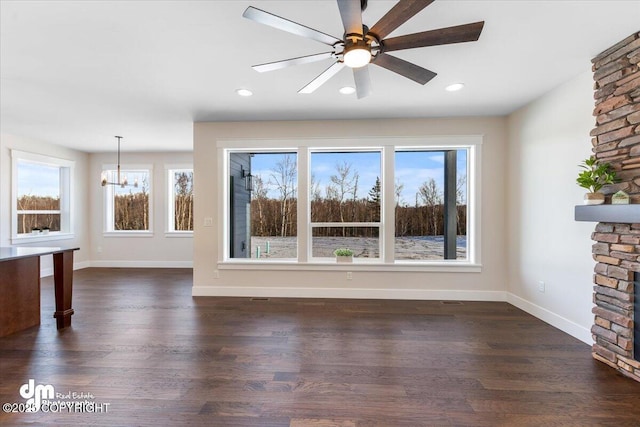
(582, 31, 640, 382)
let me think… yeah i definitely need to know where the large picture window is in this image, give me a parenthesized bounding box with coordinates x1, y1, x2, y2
(223, 139, 478, 267)
(103, 167, 152, 233)
(12, 150, 74, 241)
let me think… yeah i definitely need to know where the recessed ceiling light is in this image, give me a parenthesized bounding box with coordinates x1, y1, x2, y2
(236, 88, 253, 97)
(445, 83, 465, 92)
(339, 86, 356, 95)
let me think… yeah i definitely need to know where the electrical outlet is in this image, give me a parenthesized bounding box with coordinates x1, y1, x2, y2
(538, 281, 545, 292)
(213, 270, 219, 279)
(204, 217, 213, 227)
(346, 272, 353, 280)
(96, 246, 102, 253)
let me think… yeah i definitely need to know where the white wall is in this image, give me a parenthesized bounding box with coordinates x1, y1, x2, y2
(0, 133, 90, 272)
(506, 70, 596, 343)
(193, 117, 508, 300)
(88, 151, 193, 267)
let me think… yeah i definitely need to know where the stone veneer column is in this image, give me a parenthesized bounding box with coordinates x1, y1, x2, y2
(590, 31, 640, 382)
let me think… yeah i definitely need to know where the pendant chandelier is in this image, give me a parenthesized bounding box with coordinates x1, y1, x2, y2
(101, 136, 138, 188)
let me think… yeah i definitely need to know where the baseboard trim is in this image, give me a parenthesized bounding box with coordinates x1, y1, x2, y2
(40, 261, 91, 278)
(40, 261, 192, 276)
(74, 261, 91, 270)
(89, 260, 193, 268)
(192, 286, 508, 301)
(506, 293, 591, 345)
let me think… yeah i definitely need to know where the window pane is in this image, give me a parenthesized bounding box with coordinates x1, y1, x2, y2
(229, 152, 297, 259)
(394, 150, 467, 260)
(310, 151, 381, 223)
(312, 227, 379, 258)
(173, 170, 193, 231)
(16, 161, 61, 234)
(17, 161, 60, 202)
(17, 214, 61, 234)
(455, 150, 468, 258)
(111, 171, 150, 231)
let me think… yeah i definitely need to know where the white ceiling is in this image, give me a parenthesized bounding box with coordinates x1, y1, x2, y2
(1, 0, 639, 152)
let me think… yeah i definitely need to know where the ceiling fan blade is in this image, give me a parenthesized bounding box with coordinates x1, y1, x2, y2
(383, 22, 485, 52)
(243, 6, 342, 46)
(353, 66, 372, 99)
(253, 52, 335, 73)
(372, 53, 436, 85)
(337, 0, 364, 36)
(369, 0, 435, 40)
(299, 61, 345, 94)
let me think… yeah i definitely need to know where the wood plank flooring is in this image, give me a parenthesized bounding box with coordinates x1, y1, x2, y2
(1, 268, 640, 426)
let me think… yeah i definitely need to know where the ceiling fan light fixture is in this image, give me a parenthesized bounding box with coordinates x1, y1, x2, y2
(343, 46, 371, 68)
(445, 83, 465, 92)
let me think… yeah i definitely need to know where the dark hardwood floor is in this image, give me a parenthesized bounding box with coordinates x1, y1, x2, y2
(1, 268, 640, 426)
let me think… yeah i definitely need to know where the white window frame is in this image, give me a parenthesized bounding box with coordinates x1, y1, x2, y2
(166, 165, 194, 236)
(11, 150, 75, 244)
(102, 163, 153, 236)
(218, 137, 481, 271)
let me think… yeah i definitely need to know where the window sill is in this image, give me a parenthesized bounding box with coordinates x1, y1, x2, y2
(164, 231, 193, 238)
(103, 231, 154, 238)
(11, 232, 75, 245)
(219, 261, 481, 273)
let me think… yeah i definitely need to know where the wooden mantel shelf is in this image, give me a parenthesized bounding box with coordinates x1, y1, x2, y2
(575, 205, 640, 223)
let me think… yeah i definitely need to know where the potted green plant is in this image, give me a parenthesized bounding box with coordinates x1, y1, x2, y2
(576, 156, 617, 205)
(334, 248, 354, 263)
(31, 227, 41, 235)
(41, 226, 50, 235)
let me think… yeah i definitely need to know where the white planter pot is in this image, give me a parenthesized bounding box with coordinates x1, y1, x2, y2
(336, 255, 353, 263)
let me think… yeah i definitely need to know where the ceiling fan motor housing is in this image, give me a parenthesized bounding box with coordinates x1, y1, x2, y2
(342, 24, 380, 68)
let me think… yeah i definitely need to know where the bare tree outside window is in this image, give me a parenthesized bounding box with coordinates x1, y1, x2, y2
(173, 171, 193, 231)
(269, 154, 297, 237)
(418, 178, 442, 236)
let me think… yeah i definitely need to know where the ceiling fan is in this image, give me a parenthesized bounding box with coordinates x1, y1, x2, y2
(242, 0, 484, 99)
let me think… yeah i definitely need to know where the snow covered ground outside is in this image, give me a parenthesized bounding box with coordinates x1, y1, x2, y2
(250, 236, 467, 260)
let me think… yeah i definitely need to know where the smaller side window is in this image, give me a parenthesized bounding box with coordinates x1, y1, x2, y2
(168, 168, 194, 232)
(12, 150, 74, 240)
(103, 168, 152, 232)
